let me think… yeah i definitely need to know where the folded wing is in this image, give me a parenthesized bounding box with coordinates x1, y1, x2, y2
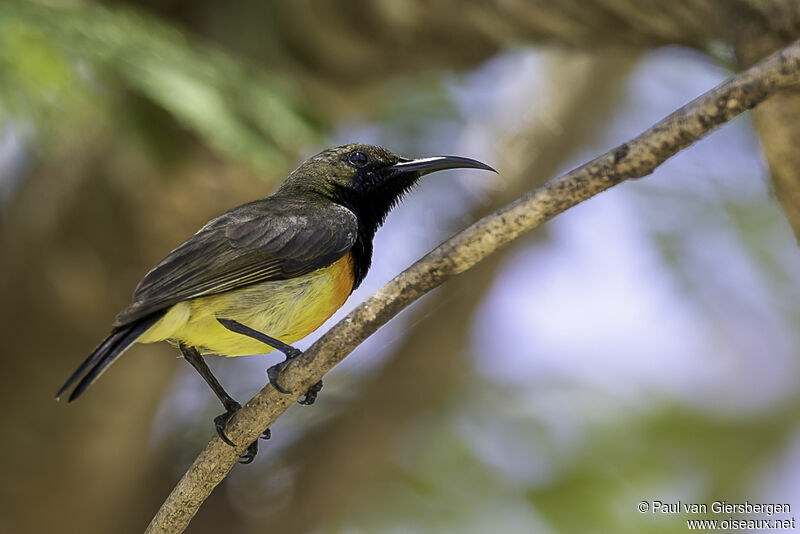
(113, 198, 358, 326)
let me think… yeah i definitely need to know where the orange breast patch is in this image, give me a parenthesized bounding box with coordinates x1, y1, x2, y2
(328, 250, 356, 309)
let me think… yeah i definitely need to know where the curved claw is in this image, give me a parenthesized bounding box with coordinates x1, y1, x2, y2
(238, 440, 258, 464)
(214, 403, 242, 447)
(213, 402, 270, 463)
(298, 380, 323, 406)
(267, 361, 292, 394)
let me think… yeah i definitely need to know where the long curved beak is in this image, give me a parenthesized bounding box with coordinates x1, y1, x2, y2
(390, 155, 496, 176)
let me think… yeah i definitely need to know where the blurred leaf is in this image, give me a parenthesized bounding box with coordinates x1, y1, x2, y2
(0, 0, 319, 170)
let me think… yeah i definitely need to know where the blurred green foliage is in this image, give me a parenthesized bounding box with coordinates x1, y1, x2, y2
(0, 1, 318, 170)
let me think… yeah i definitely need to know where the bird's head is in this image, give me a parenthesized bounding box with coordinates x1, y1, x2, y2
(278, 143, 495, 233)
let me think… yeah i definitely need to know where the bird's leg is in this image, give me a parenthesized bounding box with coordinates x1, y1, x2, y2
(179, 343, 266, 464)
(216, 318, 323, 405)
(178, 343, 240, 441)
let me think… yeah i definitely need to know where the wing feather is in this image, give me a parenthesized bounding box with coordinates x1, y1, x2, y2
(113, 197, 358, 326)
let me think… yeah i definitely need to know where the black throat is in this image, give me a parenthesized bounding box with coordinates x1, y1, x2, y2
(333, 170, 420, 289)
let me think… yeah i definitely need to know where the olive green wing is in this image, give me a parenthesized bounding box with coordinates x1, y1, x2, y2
(113, 198, 358, 326)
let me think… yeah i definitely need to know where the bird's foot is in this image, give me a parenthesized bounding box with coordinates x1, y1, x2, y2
(266, 355, 322, 405)
(213, 400, 270, 464)
(266, 350, 300, 395)
(238, 440, 259, 464)
(213, 400, 242, 447)
(298, 380, 323, 406)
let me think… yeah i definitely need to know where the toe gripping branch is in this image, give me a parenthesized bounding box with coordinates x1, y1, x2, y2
(216, 318, 323, 405)
(214, 400, 270, 464)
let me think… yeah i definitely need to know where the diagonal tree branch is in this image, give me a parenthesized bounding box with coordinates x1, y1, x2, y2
(146, 39, 800, 534)
(249, 51, 636, 534)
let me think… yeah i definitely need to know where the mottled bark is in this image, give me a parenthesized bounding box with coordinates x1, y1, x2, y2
(145, 39, 800, 534)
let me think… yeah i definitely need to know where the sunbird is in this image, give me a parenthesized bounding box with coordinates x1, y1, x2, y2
(57, 143, 494, 461)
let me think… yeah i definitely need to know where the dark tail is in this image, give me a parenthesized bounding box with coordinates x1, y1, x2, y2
(56, 312, 164, 402)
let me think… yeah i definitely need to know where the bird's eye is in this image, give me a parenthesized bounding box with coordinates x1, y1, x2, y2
(348, 151, 369, 167)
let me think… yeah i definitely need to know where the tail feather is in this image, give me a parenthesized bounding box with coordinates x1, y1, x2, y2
(56, 312, 164, 402)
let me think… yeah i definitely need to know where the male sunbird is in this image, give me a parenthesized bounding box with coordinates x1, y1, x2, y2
(57, 143, 494, 461)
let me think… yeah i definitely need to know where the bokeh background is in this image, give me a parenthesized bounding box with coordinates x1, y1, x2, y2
(2, 1, 800, 533)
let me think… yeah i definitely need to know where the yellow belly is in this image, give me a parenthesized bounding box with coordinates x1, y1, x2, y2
(137, 253, 354, 356)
